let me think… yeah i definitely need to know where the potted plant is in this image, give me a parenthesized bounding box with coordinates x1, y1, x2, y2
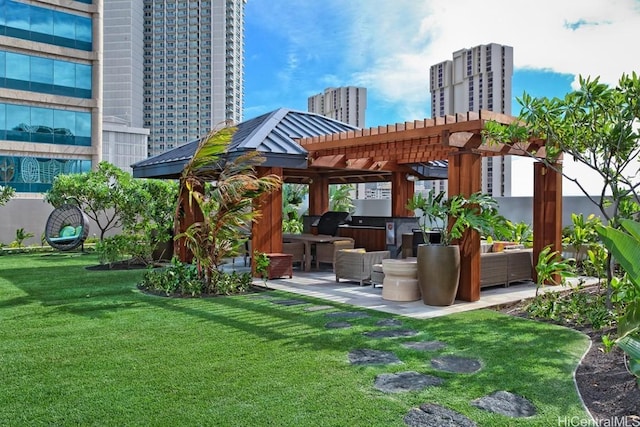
(407, 190, 506, 306)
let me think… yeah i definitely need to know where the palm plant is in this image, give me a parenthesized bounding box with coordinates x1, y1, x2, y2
(175, 126, 281, 290)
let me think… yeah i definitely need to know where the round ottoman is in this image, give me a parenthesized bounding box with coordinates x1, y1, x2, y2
(381, 259, 420, 302)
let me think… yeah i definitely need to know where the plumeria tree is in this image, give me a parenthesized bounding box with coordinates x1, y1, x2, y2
(46, 162, 138, 240)
(484, 72, 640, 301)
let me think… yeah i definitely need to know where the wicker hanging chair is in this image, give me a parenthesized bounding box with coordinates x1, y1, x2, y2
(45, 204, 90, 251)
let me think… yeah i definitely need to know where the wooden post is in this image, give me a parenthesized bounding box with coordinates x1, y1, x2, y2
(533, 162, 563, 283)
(391, 172, 414, 217)
(252, 167, 283, 260)
(174, 179, 204, 263)
(448, 150, 482, 302)
(308, 174, 329, 216)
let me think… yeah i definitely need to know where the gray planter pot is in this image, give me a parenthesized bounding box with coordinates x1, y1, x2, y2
(417, 244, 461, 306)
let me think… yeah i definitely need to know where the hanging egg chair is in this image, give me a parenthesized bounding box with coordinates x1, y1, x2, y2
(44, 204, 90, 251)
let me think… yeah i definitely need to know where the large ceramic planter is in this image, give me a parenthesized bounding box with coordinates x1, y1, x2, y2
(416, 244, 461, 306)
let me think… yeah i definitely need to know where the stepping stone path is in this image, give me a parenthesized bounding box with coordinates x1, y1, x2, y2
(325, 321, 352, 329)
(363, 329, 419, 339)
(376, 318, 403, 327)
(404, 403, 477, 427)
(270, 299, 309, 306)
(348, 349, 401, 365)
(471, 391, 536, 418)
(337, 316, 536, 424)
(431, 355, 482, 374)
(402, 341, 447, 351)
(374, 371, 443, 393)
(325, 311, 370, 319)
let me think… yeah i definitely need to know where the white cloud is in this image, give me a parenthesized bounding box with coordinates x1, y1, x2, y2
(331, 0, 640, 117)
(247, 0, 639, 123)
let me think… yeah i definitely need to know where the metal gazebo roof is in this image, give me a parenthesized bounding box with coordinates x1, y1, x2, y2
(131, 108, 449, 181)
(132, 108, 359, 179)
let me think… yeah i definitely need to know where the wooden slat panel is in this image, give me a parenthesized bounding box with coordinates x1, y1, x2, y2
(533, 162, 563, 284)
(448, 151, 482, 302)
(252, 167, 283, 261)
(338, 227, 386, 251)
(391, 171, 414, 217)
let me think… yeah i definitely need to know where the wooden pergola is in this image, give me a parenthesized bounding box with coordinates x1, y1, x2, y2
(252, 110, 562, 302)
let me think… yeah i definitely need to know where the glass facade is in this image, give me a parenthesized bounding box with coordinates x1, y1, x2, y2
(0, 103, 91, 147)
(0, 50, 92, 98)
(0, 155, 91, 193)
(0, 0, 92, 51)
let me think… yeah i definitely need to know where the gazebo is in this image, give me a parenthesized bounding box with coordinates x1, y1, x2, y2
(132, 108, 562, 303)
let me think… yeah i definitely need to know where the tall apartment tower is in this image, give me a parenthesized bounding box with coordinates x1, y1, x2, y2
(141, 0, 246, 157)
(0, 0, 102, 194)
(103, 0, 149, 172)
(429, 43, 514, 196)
(308, 86, 366, 128)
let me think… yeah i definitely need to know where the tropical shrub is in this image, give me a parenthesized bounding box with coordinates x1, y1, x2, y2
(329, 184, 354, 213)
(10, 228, 34, 248)
(282, 183, 306, 233)
(534, 245, 575, 290)
(597, 219, 640, 384)
(492, 220, 533, 246)
(139, 258, 253, 296)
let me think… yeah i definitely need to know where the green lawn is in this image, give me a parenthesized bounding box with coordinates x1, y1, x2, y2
(0, 253, 591, 426)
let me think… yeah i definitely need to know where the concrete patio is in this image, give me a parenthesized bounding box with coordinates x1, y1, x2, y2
(257, 267, 593, 319)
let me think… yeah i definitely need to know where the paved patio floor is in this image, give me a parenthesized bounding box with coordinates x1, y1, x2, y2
(256, 266, 591, 319)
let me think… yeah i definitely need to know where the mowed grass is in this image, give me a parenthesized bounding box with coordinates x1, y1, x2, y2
(0, 253, 591, 426)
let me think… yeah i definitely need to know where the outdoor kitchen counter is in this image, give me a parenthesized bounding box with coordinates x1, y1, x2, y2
(337, 225, 386, 252)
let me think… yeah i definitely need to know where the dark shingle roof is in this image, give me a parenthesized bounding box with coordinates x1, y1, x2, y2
(131, 108, 359, 179)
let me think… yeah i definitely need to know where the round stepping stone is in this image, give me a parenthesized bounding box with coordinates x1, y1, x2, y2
(471, 391, 536, 418)
(363, 329, 418, 339)
(374, 371, 443, 393)
(271, 299, 309, 306)
(402, 341, 447, 352)
(326, 311, 370, 319)
(431, 355, 482, 374)
(404, 403, 477, 427)
(304, 305, 334, 312)
(348, 349, 401, 366)
(376, 318, 403, 327)
(325, 321, 351, 329)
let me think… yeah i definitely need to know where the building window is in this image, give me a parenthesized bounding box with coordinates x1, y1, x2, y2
(1, 0, 93, 51)
(0, 155, 91, 193)
(0, 51, 92, 98)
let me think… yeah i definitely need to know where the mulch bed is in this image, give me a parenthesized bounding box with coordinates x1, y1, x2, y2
(496, 293, 640, 424)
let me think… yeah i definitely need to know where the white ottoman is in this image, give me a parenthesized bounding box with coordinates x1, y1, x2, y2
(381, 259, 420, 302)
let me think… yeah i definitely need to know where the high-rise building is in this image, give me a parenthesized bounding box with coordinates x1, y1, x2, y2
(137, 0, 246, 157)
(429, 43, 514, 196)
(103, 0, 148, 172)
(308, 86, 373, 199)
(308, 86, 366, 128)
(0, 0, 101, 195)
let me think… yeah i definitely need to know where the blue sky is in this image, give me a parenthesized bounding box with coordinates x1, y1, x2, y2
(242, 0, 639, 195)
(244, 0, 638, 126)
